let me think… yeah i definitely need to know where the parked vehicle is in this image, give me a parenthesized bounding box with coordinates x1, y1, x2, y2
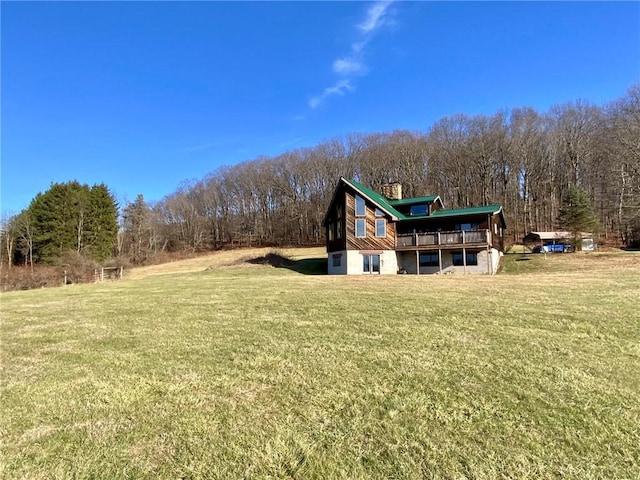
(533, 244, 575, 253)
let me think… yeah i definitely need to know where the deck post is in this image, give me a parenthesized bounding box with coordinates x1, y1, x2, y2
(438, 249, 442, 274)
(463, 247, 467, 274)
(416, 250, 420, 275)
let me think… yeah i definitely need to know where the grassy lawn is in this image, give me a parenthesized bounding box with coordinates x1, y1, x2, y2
(2, 249, 639, 479)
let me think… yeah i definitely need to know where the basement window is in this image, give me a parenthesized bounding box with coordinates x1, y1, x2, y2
(419, 253, 439, 267)
(452, 252, 478, 266)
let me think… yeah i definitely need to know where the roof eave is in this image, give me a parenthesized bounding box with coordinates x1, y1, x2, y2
(343, 178, 401, 221)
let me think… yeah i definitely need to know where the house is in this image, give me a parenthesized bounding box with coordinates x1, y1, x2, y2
(323, 177, 506, 275)
(523, 231, 596, 252)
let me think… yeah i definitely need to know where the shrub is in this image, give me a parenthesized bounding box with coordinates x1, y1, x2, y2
(0, 265, 61, 291)
(57, 251, 97, 284)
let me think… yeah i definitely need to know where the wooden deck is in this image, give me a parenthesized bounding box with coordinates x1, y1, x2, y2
(396, 230, 491, 250)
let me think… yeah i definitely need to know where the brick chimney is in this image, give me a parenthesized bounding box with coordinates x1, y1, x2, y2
(381, 182, 402, 200)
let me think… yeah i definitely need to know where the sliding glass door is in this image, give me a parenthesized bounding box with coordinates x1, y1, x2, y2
(363, 254, 380, 274)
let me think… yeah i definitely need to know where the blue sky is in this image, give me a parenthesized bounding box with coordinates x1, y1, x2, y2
(2, 1, 639, 214)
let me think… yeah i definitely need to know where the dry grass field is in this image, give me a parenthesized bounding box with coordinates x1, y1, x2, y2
(1, 248, 639, 479)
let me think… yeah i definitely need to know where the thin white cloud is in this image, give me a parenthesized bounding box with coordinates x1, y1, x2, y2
(351, 41, 366, 53)
(333, 57, 364, 75)
(309, 1, 396, 110)
(309, 80, 353, 109)
(358, 0, 393, 34)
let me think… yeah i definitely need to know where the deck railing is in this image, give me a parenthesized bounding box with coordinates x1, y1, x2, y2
(396, 229, 490, 248)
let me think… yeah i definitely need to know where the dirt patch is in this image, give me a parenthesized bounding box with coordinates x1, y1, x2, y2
(245, 253, 294, 268)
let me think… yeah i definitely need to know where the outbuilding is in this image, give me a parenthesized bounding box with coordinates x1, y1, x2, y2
(523, 231, 596, 252)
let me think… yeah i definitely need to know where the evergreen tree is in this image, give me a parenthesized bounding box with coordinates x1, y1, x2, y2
(27, 181, 118, 264)
(558, 185, 599, 251)
(85, 184, 119, 261)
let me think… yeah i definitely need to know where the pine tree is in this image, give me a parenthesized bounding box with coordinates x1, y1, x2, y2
(85, 184, 119, 261)
(558, 185, 599, 251)
(27, 181, 118, 264)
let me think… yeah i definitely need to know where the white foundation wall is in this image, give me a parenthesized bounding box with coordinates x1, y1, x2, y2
(327, 251, 348, 275)
(332, 248, 501, 275)
(343, 250, 397, 275)
(490, 248, 502, 274)
(379, 250, 398, 275)
(345, 250, 363, 274)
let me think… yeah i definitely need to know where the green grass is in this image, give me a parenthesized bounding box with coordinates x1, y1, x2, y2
(2, 250, 639, 479)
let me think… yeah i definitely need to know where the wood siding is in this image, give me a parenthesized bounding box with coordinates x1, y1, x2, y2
(345, 192, 396, 251)
(325, 190, 347, 253)
(491, 213, 505, 251)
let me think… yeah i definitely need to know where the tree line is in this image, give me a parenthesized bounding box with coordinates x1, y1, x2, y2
(2, 181, 118, 269)
(2, 83, 639, 268)
(115, 84, 639, 262)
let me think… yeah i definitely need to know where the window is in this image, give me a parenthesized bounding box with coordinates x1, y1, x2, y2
(355, 195, 366, 216)
(375, 219, 386, 237)
(452, 251, 478, 266)
(375, 208, 385, 217)
(419, 252, 439, 267)
(355, 218, 366, 238)
(455, 222, 478, 231)
(335, 205, 343, 239)
(410, 204, 428, 216)
(328, 222, 334, 241)
(332, 254, 342, 267)
(363, 254, 380, 274)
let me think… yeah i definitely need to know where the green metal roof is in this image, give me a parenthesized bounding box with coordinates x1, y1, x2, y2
(430, 204, 503, 218)
(388, 195, 440, 207)
(339, 178, 505, 225)
(342, 178, 406, 219)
